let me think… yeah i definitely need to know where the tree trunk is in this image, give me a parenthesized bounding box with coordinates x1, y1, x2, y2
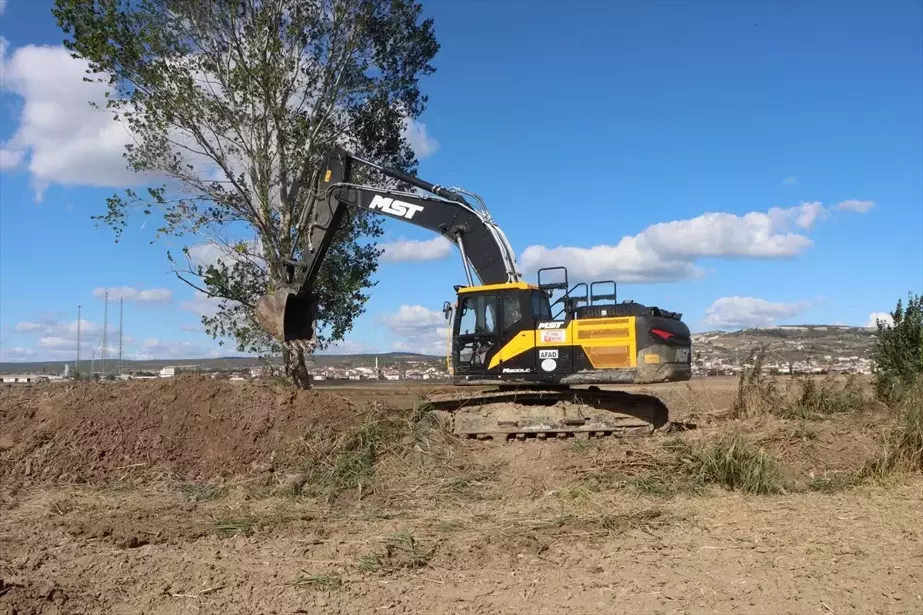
(284, 346, 313, 389)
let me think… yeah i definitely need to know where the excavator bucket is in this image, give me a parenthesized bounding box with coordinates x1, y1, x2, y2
(254, 288, 320, 348)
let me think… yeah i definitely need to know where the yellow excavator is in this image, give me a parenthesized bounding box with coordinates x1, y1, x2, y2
(256, 147, 693, 439)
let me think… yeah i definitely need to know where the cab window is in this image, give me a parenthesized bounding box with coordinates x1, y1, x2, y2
(531, 291, 553, 321)
(458, 294, 497, 335)
(502, 296, 523, 331)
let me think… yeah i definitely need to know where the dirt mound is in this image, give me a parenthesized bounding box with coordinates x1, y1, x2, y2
(0, 375, 376, 486)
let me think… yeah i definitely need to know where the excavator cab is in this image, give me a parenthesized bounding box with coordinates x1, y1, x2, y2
(449, 283, 552, 379)
(445, 267, 692, 387)
(451, 283, 532, 377)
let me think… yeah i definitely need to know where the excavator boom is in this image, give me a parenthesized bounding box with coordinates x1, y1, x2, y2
(256, 147, 520, 347)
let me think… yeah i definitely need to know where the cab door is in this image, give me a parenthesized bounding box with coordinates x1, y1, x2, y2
(453, 292, 501, 376)
(492, 291, 535, 375)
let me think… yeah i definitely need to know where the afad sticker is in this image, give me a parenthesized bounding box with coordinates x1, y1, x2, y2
(541, 330, 566, 343)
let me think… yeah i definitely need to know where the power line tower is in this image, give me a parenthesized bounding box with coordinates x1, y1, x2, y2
(119, 297, 124, 376)
(76, 305, 82, 378)
(102, 291, 108, 377)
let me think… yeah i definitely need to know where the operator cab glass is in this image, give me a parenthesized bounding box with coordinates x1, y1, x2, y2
(531, 290, 553, 321)
(452, 288, 554, 376)
(455, 293, 500, 371)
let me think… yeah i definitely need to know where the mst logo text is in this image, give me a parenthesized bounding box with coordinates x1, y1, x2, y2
(368, 195, 425, 220)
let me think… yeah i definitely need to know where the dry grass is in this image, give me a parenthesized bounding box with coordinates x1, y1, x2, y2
(572, 431, 787, 497)
(357, 532, 436, 574)
(292, 573, 344, 590)
(666, 433, 786, 495)
(273, 404, 455, 502)
(866, 375, 923, 475)
(777, 374, 868, 419)
(732, 350, 869, 421)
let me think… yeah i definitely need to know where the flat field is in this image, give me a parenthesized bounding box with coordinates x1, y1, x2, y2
(1, 375, 920, 614)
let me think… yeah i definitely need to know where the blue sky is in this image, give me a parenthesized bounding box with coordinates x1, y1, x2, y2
(1, 0, 921, 362)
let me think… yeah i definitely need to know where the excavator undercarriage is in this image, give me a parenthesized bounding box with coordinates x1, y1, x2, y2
(256, 147, 696, 441)
(425, 386, 693, 440)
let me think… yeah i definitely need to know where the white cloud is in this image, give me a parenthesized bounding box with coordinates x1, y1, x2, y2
(316, 338, 373, 355)
(402, 118, 439, 159)
(14, 321, 46, 333)
(184, 239, 264, 271)
(866, 312, 894, 328)
(835, 199, 875, 214)
(129, 338, 207, 361)
(15, 317, 104, 337)
(380, 304, 449, 355)
(380, 236, 453, 262)
(782, 176, 798, 186)
(520, 200, 874, 283)
(186, 243, 227, 269)
(0, 39, 145, 199)
(792, 201, 829, 229)
(9, 316, 128, 361)
(0, 147, 23, 170)
(0, 0, 7, 17)
(180, 291, 224, 317)
(92, 286, 173, 303)
(704, 296, 811, 329)
(0, 347, 37, 362)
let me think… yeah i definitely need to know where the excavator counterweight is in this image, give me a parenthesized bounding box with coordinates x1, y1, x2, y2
(256, 147, 695, 439)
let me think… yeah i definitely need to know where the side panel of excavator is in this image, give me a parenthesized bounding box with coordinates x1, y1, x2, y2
(449, 285, 692, 387)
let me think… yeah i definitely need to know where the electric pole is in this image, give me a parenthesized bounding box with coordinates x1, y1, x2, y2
(119, 297, 123, 376)
(76, 305, 82, 379)
(102, 291, 108, 377)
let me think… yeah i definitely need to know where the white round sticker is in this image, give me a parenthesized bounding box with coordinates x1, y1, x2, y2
(541, 358, 557, 372)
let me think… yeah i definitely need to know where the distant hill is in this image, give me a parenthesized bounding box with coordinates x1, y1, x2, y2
(692, 324, 877, 364)
(0, 351, 441, 375)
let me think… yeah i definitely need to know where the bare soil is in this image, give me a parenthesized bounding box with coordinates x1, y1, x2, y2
(1, 376, 921, 615)
(0, 376, 368, 485)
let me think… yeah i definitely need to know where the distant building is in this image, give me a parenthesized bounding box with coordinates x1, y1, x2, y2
(1, 374, 51, 384)
(159, 367, 176, 378)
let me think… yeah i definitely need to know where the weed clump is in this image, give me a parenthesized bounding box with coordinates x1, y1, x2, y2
(357, 532, 435, 574)
(778, 375, 867, 419)
(731, 350, 781, 419)
(276, 404, 452, 501)
(732, 349, 868, 420)
(866, 375, 923, 475)
(575, 432, 788, 496)
(293, 573, 343, 590)
(666, 433, 786, 495)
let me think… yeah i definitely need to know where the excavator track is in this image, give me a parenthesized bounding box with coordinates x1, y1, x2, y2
(424, 387, 695, 441)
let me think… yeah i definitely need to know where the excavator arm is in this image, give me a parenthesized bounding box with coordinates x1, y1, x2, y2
(255, 147, 522, 348)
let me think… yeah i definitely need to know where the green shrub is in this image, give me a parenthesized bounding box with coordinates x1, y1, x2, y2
(872, 292, 923, 403)
(867, 374, 923, 475)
